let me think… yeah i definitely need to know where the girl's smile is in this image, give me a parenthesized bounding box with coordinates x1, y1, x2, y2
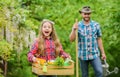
(42, 22, 52, 38)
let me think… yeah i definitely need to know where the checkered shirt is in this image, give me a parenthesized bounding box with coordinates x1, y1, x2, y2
(78, 20, 102, 60)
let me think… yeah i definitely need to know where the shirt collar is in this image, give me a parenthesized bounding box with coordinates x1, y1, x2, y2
(44, 37, 52, 40)
(81, 20, 93, 26)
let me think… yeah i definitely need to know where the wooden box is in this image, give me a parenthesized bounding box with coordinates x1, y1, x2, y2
(32, 62, 74, 75)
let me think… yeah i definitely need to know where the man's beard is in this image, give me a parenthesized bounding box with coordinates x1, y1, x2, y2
(83, 17, 90, 22)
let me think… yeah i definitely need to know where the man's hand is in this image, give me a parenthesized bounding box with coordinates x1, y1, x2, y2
(101, 53, 106, 60)
(72, 19, 78, 30)
(69, 19, 79, 42)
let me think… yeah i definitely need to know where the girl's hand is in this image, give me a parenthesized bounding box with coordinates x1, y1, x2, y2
(32, 57, 37, 63)
(61, 54, 71, 60)
(60, 55, 65, 59)
(68, 55, 71, 59)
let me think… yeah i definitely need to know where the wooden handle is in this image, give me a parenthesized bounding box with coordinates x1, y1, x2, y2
(76, 26, 79, 77)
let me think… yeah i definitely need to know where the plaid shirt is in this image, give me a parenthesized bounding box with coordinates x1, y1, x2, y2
(28, 38, 69, 62)
(78, 20, 102, 60)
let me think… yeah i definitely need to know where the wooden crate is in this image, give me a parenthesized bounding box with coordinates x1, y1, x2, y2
(32, 62, 74, 75)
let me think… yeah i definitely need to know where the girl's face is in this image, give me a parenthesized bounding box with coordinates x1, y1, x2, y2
(42, 22, 52, 38)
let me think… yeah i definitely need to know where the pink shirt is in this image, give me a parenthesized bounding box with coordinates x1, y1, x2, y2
(27, 38, 69, 62)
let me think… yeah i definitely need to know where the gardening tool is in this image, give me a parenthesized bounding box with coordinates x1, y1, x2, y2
(102, 59, 119, 77)
(76, 19, 79, 77)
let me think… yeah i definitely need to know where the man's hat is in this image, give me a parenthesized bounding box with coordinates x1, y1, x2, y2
(79, 6, 92, 13)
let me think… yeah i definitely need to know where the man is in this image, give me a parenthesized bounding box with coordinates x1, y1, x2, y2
(69, 6, 106, 77)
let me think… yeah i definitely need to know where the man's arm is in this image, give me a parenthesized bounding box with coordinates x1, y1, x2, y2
(69, 29, 76, 42)
(97, 37, 106, 60)
(69, 19, 78, 42)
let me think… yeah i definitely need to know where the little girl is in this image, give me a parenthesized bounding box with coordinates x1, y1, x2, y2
(27, 19, 70, 77)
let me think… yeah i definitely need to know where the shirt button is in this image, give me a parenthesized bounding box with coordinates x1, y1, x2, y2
(88, 45, 90, 47)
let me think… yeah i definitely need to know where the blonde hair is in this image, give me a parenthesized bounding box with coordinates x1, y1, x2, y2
(38, 19, 61, 57)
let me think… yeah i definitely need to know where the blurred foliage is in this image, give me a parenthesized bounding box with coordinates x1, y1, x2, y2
(0, 68, 4, 77)
(0, 40, 13, 61)
(7, 49, 36, 77)
(0, 0, 120, 77)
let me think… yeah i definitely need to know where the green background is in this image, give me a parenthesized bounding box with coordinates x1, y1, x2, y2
(0, 0, 120, 77)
